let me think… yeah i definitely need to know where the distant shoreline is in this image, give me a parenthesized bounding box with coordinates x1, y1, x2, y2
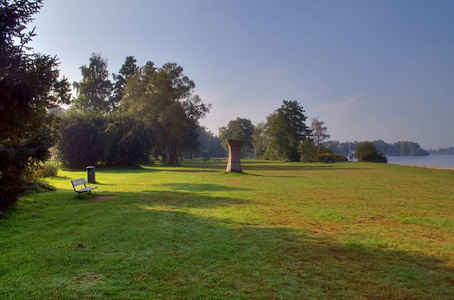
(393, 164, 454, 170)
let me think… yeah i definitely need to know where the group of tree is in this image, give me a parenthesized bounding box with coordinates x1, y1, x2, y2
(0, 0, 71, 212)
(195, 127, 227, 159)
(55, 53, 211, 168)
(217, 101, 345, 163)
(326, 140, 429, 157)
(0, 0, 211, 212)
(428, 147, 454, 155)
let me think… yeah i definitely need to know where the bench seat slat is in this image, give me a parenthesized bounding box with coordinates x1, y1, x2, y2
(76, 186, 98, 193)
(71, 178, 98, 197)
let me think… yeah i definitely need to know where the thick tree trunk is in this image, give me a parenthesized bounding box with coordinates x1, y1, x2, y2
(226, 138, 243, 173)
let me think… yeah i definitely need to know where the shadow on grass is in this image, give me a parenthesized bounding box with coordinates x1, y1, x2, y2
(160, 183, 254, 192)
(2, 188, 453, 299)
(109, 194, 454, 298)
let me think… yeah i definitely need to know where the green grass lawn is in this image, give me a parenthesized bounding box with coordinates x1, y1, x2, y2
(1, 160, 453, 299)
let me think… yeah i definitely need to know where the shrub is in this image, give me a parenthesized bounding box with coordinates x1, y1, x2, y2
(104, 113, 154, 166)
(318, 152, 348, 163)
(355, 141, 387, 163)
(299, 139, 319, 162)
(56, 112, 105, 169)
(35, 161, 61, 178)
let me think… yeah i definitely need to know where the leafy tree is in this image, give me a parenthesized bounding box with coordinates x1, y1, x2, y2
(110, 56, 139, 110)
(73, 53, 112, 113)
(252, 122, 268, 158)
(56, 112, 105, 169)
(104, 112, 154, 165)
(196, 127, 227, 159)
(122, 62, 210, 164)
(219, 118, 255, 155)
(299, 139, 319, 162)
(355, 141, 387, 163)
(265, 100, 311, 161)
(0, 0, 71, 211)
(311, 116, 330, 151)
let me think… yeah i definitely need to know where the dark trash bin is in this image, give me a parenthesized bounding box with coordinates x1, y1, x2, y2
(86, 166, 96, 183)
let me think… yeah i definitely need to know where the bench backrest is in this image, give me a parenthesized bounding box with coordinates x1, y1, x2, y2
(71, 178, 87, 190)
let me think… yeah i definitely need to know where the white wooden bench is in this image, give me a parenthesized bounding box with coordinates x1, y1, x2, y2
(71, 178, 98, 198)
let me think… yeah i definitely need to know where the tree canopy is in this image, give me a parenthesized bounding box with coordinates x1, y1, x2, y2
(311, 116, 330, 151)
(122, 62, 211, 164)
(110, 56, 139, 110)
(219, 118, 255, 155)
(0, 0, 71, 211)
(265, 100, 312, 161)
(355, 141, 387, 163)
(73, 53, 112, 113)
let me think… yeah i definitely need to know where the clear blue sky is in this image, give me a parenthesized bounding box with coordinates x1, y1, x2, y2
(29, 0, 454, 149)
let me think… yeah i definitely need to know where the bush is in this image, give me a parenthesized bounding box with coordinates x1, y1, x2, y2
(104, 113, 154, 166)
(56, 111, 155, 168)
(56, 112, 105, 169)
(299, 139, 319, 162)
(355, 141, 387, 163)
(35, 161, 61, 178)
(318, 152, 348, 163)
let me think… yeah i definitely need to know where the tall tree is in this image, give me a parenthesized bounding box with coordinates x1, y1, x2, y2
(122, 62, 210, 164)
(0, 0, 71, 211)
(311, 116, 330, 151)
(73, 53, 112, 113)
(219, 117, 255, 155)
(110, 56, 139, 110)
(252, 122, 268, 158)
(265, 100, 311, 161)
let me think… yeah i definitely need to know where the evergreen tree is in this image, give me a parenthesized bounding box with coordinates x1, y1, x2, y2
(0, 0, 71, 211)
(110, 56, 139, 110)
(265, 100, 311, 161)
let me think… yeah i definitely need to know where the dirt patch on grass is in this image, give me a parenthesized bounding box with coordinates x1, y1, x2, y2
(92, 195, 117, 201)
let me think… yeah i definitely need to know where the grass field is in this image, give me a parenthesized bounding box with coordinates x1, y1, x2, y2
(1, 160, 453, 299)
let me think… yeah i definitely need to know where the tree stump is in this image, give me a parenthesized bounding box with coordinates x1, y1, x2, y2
(226, 138, 243, 173)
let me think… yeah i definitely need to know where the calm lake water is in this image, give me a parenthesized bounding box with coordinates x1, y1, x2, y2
(387, 155, 454, 168)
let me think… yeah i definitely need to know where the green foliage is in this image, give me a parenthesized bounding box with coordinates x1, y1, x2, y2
(318, 152, 349, 163)
(252, 122, 268, 158)
(122, 62, 211, 164)
(73, 53, 113, 113)
(56, 112, 105, 169)
(219, 117, 255, 155)
(103, 112, 154, 166)
(299, 139, 319, 162)
(35, 161, 61, 178)
(195, 127, 226, 158)
(299, 139, 348, 163)
(311, 116, 330, 150)
(56, 111, 154, 168)
(429, 147, 454, 155)
(264, 100, 311, 161)
(355, 141, 387, 163)
(0, 0, 71, 211)
(328, 140, 429, 157)
(110, 56, 139, 110)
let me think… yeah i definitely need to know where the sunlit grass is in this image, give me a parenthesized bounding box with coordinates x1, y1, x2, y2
(1, 160, 453, 299)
